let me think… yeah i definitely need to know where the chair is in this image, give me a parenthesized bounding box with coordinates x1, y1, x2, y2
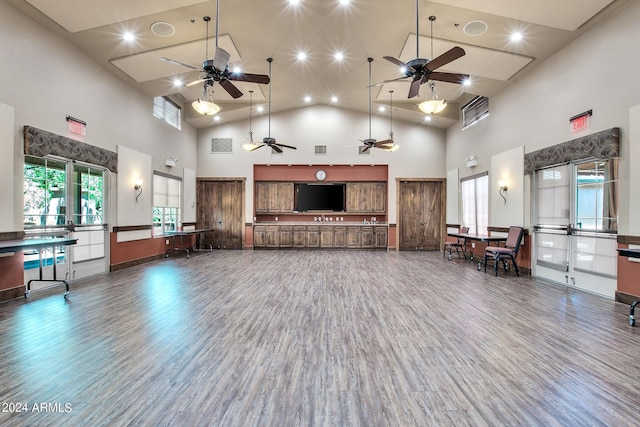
(444, 226, 469, 260)
(483, 226, 525, 276)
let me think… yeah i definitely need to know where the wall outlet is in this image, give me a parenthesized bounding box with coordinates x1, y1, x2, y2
(166, 239, 169, 244)
(471, 242, 475, 248)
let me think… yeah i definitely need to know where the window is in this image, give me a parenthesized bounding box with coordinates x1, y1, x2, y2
(153, 173, 181, 235)
(461, 173, 488, 234)
(72, 164, 105, 225)
(24, 156, 67, 227)
(575, 159, 618, 232)
(154, 96, 181, 130)
(461, 96, 489, 130)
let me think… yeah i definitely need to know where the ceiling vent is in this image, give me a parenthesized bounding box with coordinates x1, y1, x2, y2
(315, 145, 327, 155)
(463, 21, 488, 36)
(211, 138, 233, 153)
(151, 21, 176, 37)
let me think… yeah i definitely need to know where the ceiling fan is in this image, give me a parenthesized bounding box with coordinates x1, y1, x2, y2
(347, 58, 394, 154)
(381, 0, 469, 99)
(245, 58, 297, 153)
(160, 0, 270, 100)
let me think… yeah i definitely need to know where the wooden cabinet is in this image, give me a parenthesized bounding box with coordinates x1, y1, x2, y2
(255, 224, 386, 250)
(255, 182, 294, 213)
(306, 226, 320, 247)
(346, 182, 386, 213)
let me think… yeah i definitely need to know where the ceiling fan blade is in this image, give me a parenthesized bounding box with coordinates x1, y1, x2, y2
(270, 144, 283, 154)
(219, 79, 243, 98)
(374, 139, 394, 148)
(383, 56, 407, 68)
(428, 71, 470, 84)
(408, 78, 422, 98)
(426, 46, 466, 71)
(212, 47, 231, 71)
(160, 57, 200, 71)
(359, 146, 371, 154)
(275, 143, 297, 150)
(369, 76, 409, 88)
(185, 78, 208, 87)
(228, 73, 270, 84)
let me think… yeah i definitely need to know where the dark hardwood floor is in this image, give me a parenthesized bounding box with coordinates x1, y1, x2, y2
(1, 250, 639, 426)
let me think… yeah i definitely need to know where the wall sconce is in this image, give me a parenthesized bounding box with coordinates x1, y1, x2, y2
(498, 180, 508, 204)
(134, 179, 143, 203)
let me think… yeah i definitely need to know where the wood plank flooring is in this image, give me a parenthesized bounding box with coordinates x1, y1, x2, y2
(1, 250, 639, 426)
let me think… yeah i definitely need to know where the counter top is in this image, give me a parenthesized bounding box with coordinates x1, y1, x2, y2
(254, 222, 387, 226)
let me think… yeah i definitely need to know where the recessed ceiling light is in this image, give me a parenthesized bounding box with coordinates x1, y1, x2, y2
(331, 96, 338, 103)
(257, 106, 264, 112)
(462, 78, 471, 86)
(334, 52, 344, 61)
(232, 66, 242, 74)
(289, 0, 300, 4)
(339, 0, 350, 5)
(214, 116, 221, 122)
(304, 96, 311, 103)
(297, 52, 307, 61)
(172, 79, 183, 87)
(378, 106, 386, 112)
(424, 116, 432, 122)
(123, 32, 135, 42)
(510, 32, 523, 42)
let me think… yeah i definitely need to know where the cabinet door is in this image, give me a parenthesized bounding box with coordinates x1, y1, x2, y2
(347, 226, 361, 248)
(372, 183, 386, 213)
(361, 226, 374, 248)
(293, 226, 307, 247)
(358, 183, 373, 212)
(254, 225, 267, 247)
(374, 226, 387, 249)
(320, 226, 334, 248)
(255, 182, 270, 213)
(279, 226, 293, 247)
(266, 225, 280, 247)
(333, 226, 347, 248)
(345, 183, 360, 213)
(306, 226, 320, 247)
(276, 183, 294, 212)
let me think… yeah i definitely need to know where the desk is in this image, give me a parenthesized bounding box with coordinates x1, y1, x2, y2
(0, 238, 77, 299)
(165, 229, 214, 259)
(617, 248, 640, 325)
(447, 232, 507, 269)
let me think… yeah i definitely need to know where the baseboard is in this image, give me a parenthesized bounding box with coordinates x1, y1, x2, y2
(110, 254, 165, 272)
(0, 286, 26, 303)
(615, 291, 640, 305)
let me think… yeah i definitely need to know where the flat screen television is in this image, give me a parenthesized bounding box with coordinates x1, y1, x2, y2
(295, 183, 345, 212)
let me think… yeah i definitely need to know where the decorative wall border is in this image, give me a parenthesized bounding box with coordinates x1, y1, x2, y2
(524, 127, 619, 175)
(24, 126, 118, 173)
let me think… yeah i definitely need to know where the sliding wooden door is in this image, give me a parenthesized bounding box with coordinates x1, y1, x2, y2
(397, 179, 445, 251)
(196, 179, 244, 249)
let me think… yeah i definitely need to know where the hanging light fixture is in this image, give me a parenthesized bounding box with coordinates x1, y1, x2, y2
(191, 14, 220, 116)
(242, 90, 259, 151)
(192, 83, 220, 116)
(417, 15, 447, 115)
(418, 81, 446, 114)
(384, 90, 399, 152)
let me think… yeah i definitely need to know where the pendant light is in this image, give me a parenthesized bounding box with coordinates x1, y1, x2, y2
(384, 90, 400, 152)
(417, 15, 447, 115)
(242, 90, 259, 151)
(192, 15, 220, 115)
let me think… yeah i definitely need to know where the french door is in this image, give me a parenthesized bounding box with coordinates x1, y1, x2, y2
(533, 160, 618, 298)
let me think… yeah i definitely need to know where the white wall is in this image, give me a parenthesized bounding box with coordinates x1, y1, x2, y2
(197, 105, 447, 222)
(490, 146, 525, 227)
(0, 103, 15, 232)
(445, 1, 640, 233)
(0, 1, 197, 229)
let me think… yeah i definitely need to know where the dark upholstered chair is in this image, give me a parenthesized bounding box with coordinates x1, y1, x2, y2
(444, 226, 469, 260)
(483, 226, 525, 276)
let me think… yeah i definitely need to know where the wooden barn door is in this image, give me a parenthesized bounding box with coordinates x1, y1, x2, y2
(398, 179, 445, 251)
(197, 179, 244, 249)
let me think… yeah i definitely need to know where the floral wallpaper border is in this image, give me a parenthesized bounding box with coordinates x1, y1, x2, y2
(24, 126, 117, 173)
(524, 127, 619, 175)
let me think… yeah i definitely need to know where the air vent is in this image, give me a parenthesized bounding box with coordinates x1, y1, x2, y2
(315, 145, 327, 155)
(211, 138, 233, 153)
(358, 147, 372, 155)
(463, 21, 488, 36)
(150, 21, 176, 37)
(462, 96, 489, 130)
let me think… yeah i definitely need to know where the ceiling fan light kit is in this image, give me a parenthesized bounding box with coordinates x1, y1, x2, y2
(192, 98, 221, 115)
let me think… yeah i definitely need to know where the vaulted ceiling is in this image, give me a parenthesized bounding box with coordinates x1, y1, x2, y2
(6, 0, 628, 129)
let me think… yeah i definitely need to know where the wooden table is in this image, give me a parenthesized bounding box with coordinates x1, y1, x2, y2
(0, 237, 77, 299)
(447, 232, 507, 270)
(165, 229, 214, 258)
